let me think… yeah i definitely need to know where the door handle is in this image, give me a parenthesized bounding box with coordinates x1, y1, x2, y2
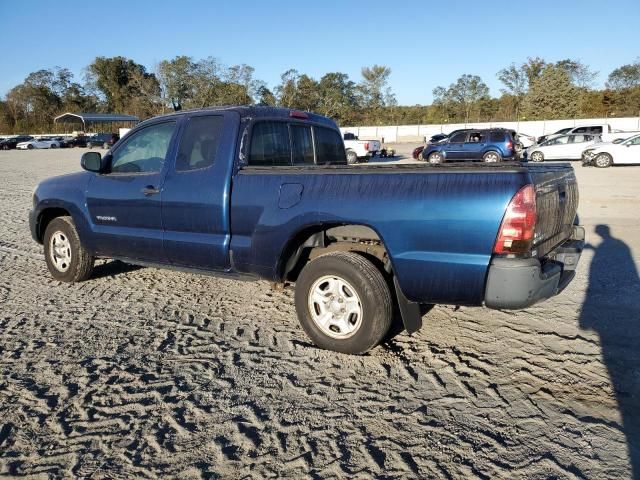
(141, 185, 160, 196)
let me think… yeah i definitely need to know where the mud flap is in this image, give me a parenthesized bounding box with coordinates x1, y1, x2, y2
(393, 277, 423, 334)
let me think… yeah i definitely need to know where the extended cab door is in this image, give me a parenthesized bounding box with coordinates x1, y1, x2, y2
(86, 120, 178, 262)
(161, 111, 239, 271)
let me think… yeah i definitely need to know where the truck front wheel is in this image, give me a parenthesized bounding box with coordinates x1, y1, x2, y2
(346, 150, 358, 164)
(43, 216, 94, 282)
(294, 251, 392, 354)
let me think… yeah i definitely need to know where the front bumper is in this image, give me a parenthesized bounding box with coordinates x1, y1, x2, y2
(484, 225, 584, 309)
(29, 209, 40, 243)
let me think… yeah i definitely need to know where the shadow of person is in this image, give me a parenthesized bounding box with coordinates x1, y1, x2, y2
(579, 224, 640, 478)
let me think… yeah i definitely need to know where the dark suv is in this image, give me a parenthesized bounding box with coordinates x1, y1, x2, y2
(421, 129, 518, 164)
(87, 133, 120, 149)
(0, 135, 34, 150)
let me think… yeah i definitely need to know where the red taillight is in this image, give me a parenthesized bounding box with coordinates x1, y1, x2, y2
(364, 142, 369, 150)
(506, 140, 513, 150)
(493, 184, 537, 254)
(289, 110, 308, 119)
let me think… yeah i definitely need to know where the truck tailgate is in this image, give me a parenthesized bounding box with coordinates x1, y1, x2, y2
(527, 164, 579, 258)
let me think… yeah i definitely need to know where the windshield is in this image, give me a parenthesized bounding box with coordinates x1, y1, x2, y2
(623, 134, 640, 145)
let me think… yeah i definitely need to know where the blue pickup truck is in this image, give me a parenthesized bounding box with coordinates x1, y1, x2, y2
(30, 106, 584, 354)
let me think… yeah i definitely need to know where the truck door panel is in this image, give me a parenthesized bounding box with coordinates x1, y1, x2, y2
(86, 121, 177, 262)
(161, 112, 239, 271)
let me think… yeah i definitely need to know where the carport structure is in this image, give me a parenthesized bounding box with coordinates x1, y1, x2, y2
(53, 112, 139, 134)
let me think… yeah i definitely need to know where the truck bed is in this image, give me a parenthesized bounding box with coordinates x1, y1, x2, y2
(232, 162, 578, 305)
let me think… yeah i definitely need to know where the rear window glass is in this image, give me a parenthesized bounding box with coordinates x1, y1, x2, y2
(291, 125, 314, 165)
(490, 131, 506, 142)
(315, 127, 346, 165)
(176, 115, 224, 171)
(249, 121, 291, 166)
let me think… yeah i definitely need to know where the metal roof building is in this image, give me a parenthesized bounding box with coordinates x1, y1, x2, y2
(54, 112, 139, 132)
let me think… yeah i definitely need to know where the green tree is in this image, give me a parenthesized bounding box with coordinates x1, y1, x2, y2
(86, 56, 160, 115)
(256, 86, 276, 106)
(317, 72, 358, 125)
(157, 55, 197, 111)
(607, 60, 640, 90)
(522, 65, 579, 119)
(433, 74, 489, 123)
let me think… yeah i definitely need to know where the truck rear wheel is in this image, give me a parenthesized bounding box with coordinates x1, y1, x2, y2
(294, 251, 392, 354)
(346, 150, 358, 164)
(43, 216, 94, 282)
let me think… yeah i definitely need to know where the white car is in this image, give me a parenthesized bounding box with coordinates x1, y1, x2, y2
(582, 134, 640, 168)
(526, 134, 601, 162)
(539, 124, 639, 144)
(16, 137, 61, 150)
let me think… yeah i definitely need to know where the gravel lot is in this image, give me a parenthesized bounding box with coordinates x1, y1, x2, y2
(0, 147, 639, 479)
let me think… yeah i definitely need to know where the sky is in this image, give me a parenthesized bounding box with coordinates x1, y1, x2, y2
(1, 0, 639, 105)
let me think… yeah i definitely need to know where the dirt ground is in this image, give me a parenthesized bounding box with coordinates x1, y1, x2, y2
(0, 147, 638, 479)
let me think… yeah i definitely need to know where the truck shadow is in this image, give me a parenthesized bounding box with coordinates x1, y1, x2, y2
(91, 260, 143, 280)
(579, 224, 640, 478)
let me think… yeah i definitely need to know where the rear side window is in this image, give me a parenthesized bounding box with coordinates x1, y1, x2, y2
(490, 131, 506, 142)
(176, 115, 224, 171)
(291, 125, 314, 165)
(590, 126, 603, 134)
(315, 127, 346, 165)
(249, 121, 291, 166)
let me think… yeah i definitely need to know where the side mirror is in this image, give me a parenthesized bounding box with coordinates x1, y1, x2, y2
(81, 151, 107, 173)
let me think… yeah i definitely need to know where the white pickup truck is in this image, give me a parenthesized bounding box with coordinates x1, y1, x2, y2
(539, 124, 640, 144)
(343, 133, 381, 164)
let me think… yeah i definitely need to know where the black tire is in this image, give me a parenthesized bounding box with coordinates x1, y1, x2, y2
(530, 151, 544, 163)
(43, 216, 94, 282)
(346, 150, 358, 165)
(294, 251, 393, 354)
(594, 153, 612, 168)
(50, 143, 57, 149)
(417, 151, 424, 161)
(428, 152, 443, 164)
(483, 151, 502, 163)
(27, 144, 34, 150)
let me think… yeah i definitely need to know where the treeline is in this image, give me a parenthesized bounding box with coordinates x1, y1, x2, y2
(1, 55, 639, 133)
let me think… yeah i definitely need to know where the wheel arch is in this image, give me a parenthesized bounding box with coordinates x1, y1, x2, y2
(36, 207, 72, 243)
(277, 223, 388, 283)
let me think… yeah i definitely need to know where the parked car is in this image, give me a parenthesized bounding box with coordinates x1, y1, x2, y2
(87, 133, 119, 149)
(538, 124, 637, 145)
(343, 132, 381, 164)
(412, 133, 450, 160)
(515, 132, 536, 148)
(61, 136, 88, 148)
(582, 133, 640, 167)
(537, 128, 572, 144)
(421, 128, 519, 163)
(526, 134, 601, 162)
(29, 106, 583, 354)
(0, 135, 34, 150)
(16, 137, 61, 149)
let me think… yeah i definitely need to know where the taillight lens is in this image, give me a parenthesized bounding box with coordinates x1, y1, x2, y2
(364, 142, 369, 150)
(506, 140, 513, 150)
(494, 184, 537, 254)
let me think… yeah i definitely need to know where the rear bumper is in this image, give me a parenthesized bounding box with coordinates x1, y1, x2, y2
(484, 226, 584, 309)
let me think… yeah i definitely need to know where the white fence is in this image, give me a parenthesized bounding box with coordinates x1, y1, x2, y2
(340, 117, 640, 143)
